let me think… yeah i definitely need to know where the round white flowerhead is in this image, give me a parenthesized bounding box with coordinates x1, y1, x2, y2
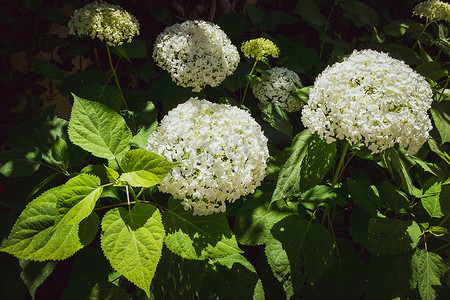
(253, 67, 303, 112)
(152, 20, 240, 92)
(68, 1, 140, 47)
(146, 98, 269, 216)
(301, 49, 433, 155)
(413, 0, 450, 22)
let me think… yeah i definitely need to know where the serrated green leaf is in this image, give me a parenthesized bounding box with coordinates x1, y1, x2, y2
(292, 85, 311, 105)
(163, 198, 242, 260)
(56, 174, 103, 225)
(19, 259, 58, 300)
(341, 0, 378, 27)
(112, 40, 147, 60)
(411, 249, 445, 300)
(377, 180, 412, 214)
(421, 179, 450, 219)
(265, 236, 294, 298)
(234, 187, 295, 246)
(0, 186, 86, 261)
(0, 146, 42, 178)
(261, 103, 293, 138)
(271, 215, 335, 288)
(272, 130, 336, 203)
(78, 85, 123, 112)
(88, 281, 131, 300)
(246, 74, 261, 87)
(104, 165, 119, 182)
(246, 4, 265, 24)
(119, 149, 177, 187)
(368, 218, 421, 256)
(384, 21, 409, 37)
(200, 254, 263, 300)
(430, 100, 450, 144)
(101, 204, 164, 297)
(366, 252, 412, 300)
(68, 94, 131, 160)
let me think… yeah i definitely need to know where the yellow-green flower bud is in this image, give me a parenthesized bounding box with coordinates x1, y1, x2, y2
(241, 38, 280, 61)
(413, 0, 450, 22)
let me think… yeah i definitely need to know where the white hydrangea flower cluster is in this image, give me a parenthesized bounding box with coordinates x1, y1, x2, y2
(413, 0, 450, 22)
(146, 98, 269, 216)
(252, 67, 303, 112)
(68, 1, 140, 46)
(301, 49, 433, 155)
(152, 20, 240, 92)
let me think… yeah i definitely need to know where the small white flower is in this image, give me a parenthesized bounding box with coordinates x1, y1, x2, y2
(301, 49, 433, 155)
(413, 0, 450, 22)
(153, 20, 240, 92)
(147, 98, 269, 216)
(252, 67, 303, 112)
(68, 1, 140, 47)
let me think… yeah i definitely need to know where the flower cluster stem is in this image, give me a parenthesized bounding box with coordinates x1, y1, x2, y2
(241, 60, 258, 105)
(331, 141, 350, 188)
(106, 44, 129, 110)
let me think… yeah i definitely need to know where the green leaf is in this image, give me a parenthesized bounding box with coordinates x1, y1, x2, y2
(130, 101, 158, 149)
(51, 136, 69, 172)
(347, 178, 380, 217)
(271, 215, 335, 288)
(381, 148, 421, 197)
(78, 85, 123, 112)
(112, 40, 147, 60)
(163, 198, 242, 260)
(384, 21, 409, 37)
(33, 60, 65, 80)
(294, 0, 328, 26)
(119, 149, 177, 187)
(377, 180, 412, 214)
(101, 204, 165, 297)
(416, 62, 448, 81)
(368, 218, 421, 256)
(272, 130, 336, 203)
(246, 4, 265, 24)
(88, 282, 131, 300)
(0, 146, 42, 178)
(104, 165, 119, 182)
(0, 186, 86, 261)
(246, 74, 261, 87)
(341, 0, 378, 27)
(234, 187, 296, 246)
(56, 174, 103, 226)
(314, 255, 367, 300)
(261, 103, 293, 138)
(366, 252, 412, 300)
(285, 46, 318, 73)
(68, 94, 132, 160)
(430, 100, 450, 144)
(411, 249, 445, 300)
(421, 179, 450, 218)
(292, 85, 311, 105)
(19, 259, 58, 300)
(429, 226, 447, 237)
(265, 236, 294, 298)
(267, 10, 298, 25)
(200, 254, 264, 300)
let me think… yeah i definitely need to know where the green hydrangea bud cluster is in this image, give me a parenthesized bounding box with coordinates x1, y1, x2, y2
(413, 0, 450, 22)
(241, 38, 280, 61)
(68, 1, 140, 46)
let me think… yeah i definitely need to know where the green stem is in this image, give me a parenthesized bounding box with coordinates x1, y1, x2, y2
(241, 60, 258, 105)
(331, 141, 350, 188)
(106, 44, 129, 110)
(412, 20, 432, 50)
(437, 75, 449, 102)
(0, 201, 12, 209)
(319, 1, 336, 61)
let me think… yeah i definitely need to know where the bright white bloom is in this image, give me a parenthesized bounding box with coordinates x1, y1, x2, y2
(301, 49, 433, 155)
(253, 67, 303, 112)
(68, 1, 140, 46)
(153, 20, 240, 92)
(413, 0, 450, 22)
(147, 98, 269, 216)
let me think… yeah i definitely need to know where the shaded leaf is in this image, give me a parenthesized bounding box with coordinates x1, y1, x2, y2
(411, 249, 445, 300)
(0, 146, 42, 178)
(265, 236, 294, 298)
(430, 100, 450, 144)
(261, 102, 293, 138)
(163, 198, 241, 260)
(19, 260, 58, 300)
(88, 282, 130, 300)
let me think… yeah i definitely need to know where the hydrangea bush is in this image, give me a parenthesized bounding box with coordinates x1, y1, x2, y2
(0, 1, 449, 299)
